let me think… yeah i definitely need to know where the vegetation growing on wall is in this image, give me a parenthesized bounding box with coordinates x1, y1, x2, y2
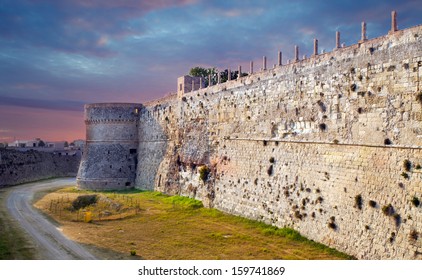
(199, 165, 210, 183)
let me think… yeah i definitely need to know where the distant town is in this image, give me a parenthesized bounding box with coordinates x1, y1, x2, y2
(0, 138, 85, 156)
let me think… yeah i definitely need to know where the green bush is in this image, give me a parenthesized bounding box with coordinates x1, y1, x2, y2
(72, 195, 97, 210)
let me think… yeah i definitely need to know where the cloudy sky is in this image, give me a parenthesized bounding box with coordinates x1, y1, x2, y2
(0, 0, 421, 142)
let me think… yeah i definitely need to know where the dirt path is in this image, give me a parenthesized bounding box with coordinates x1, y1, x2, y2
(4, 178, 97, 260)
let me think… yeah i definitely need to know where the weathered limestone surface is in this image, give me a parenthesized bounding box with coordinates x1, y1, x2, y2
(79, 24, 422, 259)
(137, 25, 422, 259)
(0, 149, 80, 187)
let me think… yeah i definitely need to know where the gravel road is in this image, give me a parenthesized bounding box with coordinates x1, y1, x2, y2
(5, 178, 97, 260)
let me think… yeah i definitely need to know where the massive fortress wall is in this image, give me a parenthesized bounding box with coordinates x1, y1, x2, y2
(79, 18, 422, 259)
(0, 149, 80, 187)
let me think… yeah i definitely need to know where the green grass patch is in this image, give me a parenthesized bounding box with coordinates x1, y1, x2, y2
(36, 188, 355, 260)
(163, 195, 204, 209)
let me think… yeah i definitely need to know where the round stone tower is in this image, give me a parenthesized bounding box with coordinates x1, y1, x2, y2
(77, 103, 142, 190)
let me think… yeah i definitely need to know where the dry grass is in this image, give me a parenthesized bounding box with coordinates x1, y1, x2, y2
(34, 187, 353, 260)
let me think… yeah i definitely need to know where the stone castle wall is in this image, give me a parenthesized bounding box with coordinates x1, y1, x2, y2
(77, 103, 142, 190)
(77, 21, 422, 259)
(0, 149, 80, 187)
(134, 24, 422, 259)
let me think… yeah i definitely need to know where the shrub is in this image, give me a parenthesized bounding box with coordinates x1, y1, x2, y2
(382, 204, 394, 216)
(269, 157, 275, 163)
(199, 165, 210, 183)
(384, 138, 392, 145)
(416, 164, 421, 170)
(350, 84, 357, 91)
(403, 160, 412, 172)
(411, 196, 420, 207)
(130, 250, 137, 256)
(355, 194, 363, 210)
(72, 195, 97, 210)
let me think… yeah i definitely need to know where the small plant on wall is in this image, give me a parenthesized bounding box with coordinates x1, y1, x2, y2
(199, 165, 210, 183)
(382, 204, 394, 216)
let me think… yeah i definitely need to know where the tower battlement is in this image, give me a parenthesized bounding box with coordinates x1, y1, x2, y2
(77, 103, 142, 190)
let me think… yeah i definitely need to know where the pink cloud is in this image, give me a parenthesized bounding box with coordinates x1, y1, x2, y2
(0, 105, 85, 142)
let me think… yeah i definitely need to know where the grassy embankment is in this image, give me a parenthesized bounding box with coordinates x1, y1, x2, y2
(34, 187, 354, 260)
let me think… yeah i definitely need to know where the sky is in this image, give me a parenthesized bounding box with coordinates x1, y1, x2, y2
(0, 0, 421, 142)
